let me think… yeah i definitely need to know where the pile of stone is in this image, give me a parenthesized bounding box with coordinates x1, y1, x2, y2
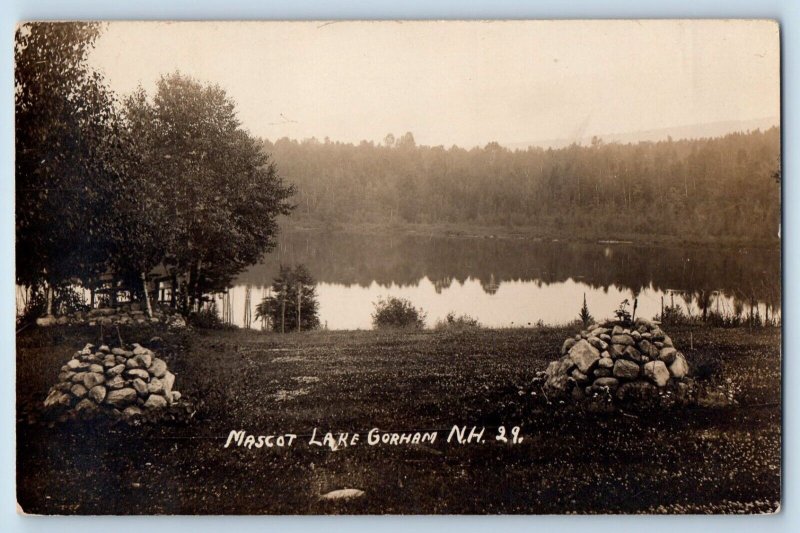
(43, 342, 183, 420)
(539, 318, 691, 403)
(36, 303, 187, 328)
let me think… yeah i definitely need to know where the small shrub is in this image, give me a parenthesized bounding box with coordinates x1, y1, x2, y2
(435, 312, 481, 330)
(372, 297, 426, 330)
(578, 293, 593, 328)
(188, 302, 233, 330)
(614, 299, 632, 325)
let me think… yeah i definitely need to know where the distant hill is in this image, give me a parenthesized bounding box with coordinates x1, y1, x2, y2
(504, 117, 780, 150)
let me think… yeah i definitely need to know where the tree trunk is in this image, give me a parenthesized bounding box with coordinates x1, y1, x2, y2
(170, 273, 178, 309)
(297, 282, 302, 332)
(281, 283, 286, 334)
(142, 272, 153, 318)
(46, 283, 54, 316)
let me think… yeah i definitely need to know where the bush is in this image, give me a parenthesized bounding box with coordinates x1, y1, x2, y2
(17, 284, 89, 328)
(435, 312, 481, 331)
(188, 302, 234, 330)
(372, 297, 426, 330)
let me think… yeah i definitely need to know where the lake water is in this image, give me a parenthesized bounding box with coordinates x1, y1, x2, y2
(215, 231, 781, 330)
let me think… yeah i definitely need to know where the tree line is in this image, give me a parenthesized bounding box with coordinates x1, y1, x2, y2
(16, 23, 294, 318)
(264, 128, 780, 242)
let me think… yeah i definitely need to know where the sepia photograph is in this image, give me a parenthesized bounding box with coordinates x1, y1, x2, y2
(15, 20, 781, 514)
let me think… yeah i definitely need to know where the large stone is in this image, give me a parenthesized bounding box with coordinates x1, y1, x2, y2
(106, 376, 125, 390)
(70, 383, 88, 398)
(105, 388, 137, 408)
(611, 325, 624, 336)
(587, 336, 608, 351)
(568, 340, 601, 374)
(638, 339, 659, 358)
(75, 398, 98, 412)
(58, 371, 75, 382)
(44, 389, 72, 408)
(669, 353, 690, 379)
(134, 352, 153, 369)
(162, 371, 176, 395)
(570, 368, 590, 384)
(107, 364, 125, 377)
(126, 369, 150, 381)
(658, 347, 678, 365)
(123, 406, 143, 418)
(82, 372, 105, 390)
(643, 361, 670, 387)
(623, 345, 644, 363)
(132, 344, 150, 356)
(561, 338, 577, 355)
(66, 359, 82, 370)
(89, 364, 104, 374)
(111, 347, 126, 356)
(613, 359, 640, 379)
(592, 377, 620, 390)
(598, 357, 614, 369)
(125, 357, 141, 369)
(144, 394, 168, 409)
(149, 359, 168, 378)
(610, 344, 626, 359)
(147, 378, 164, 395)
(88, 385, 107, 404)
(611, 334, 635, 346)
(132, 378, 149, 397)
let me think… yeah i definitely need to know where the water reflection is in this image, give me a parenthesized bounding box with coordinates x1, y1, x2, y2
(218, 232, 781, 330)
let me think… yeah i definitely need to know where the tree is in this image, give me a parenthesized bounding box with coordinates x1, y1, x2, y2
(578, 293, 593, 327)
(126, 73, 295, 312)
(15, 22, 119, 314)
(255, 264, 319, 332)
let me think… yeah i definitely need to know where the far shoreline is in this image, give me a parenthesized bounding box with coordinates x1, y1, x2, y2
(279, 218, 782, 250)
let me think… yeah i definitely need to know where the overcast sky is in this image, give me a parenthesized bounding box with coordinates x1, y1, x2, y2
(87, 20, 780, 148)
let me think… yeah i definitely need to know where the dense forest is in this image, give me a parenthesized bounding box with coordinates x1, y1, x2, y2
(264, 128, 780, 242)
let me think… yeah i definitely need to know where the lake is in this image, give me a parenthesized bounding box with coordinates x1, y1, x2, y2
(214, 231, 781, 330)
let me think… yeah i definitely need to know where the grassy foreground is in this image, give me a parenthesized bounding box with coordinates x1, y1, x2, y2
(17, 324, 781, 514)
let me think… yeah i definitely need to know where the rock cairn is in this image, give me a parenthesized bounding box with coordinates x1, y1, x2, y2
(43, 342, 183, 419)
(539, 318, 691, 403)
(36, 303, 187, 328)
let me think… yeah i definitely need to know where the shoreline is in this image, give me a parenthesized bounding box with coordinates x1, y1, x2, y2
(279, 218, 782, 250)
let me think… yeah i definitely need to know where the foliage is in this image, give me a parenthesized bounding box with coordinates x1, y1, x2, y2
(255, 264, 320, 332)
(578, 293, 593, 328)
(15, 22, 119, 289)
(614, 299, 632, 325)
(372, 297, 426, 330)
(17, 284, 89, 328)
(15, 21, 295, 317)
(435, 312, 481, 330)
(188, 302, 232, 330)
(263, 128, 780, 241)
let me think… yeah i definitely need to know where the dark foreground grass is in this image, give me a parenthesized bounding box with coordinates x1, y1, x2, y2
(17, 324, 781, 514)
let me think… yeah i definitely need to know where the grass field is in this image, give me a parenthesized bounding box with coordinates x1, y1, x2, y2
(16, 323, 781, 514)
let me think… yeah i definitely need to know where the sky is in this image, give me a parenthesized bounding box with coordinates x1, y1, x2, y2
(87, 20, 780, 148)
